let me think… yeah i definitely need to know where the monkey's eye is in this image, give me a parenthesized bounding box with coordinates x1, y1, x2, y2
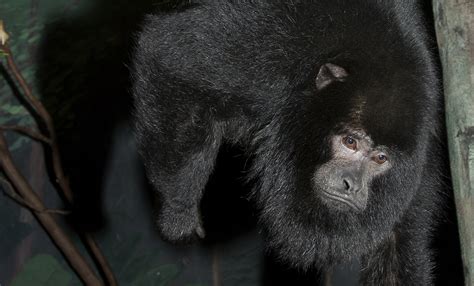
(374, 153, 388, 164)
(342, 136, 357, 150)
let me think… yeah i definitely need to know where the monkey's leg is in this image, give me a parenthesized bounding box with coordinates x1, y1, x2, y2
(136, 109, 222, 242)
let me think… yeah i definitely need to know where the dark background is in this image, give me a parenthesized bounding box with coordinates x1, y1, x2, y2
(0, 0, 464, 285)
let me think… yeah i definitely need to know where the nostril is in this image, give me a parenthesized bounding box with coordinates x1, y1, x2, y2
(343, 179, 351, 191)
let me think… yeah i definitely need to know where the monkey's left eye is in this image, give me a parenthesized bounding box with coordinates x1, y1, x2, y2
(373, 153, 388, 164)
(342, 136, 357, 150)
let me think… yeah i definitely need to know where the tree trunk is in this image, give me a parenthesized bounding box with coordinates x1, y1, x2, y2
(433, 1, 474, 285)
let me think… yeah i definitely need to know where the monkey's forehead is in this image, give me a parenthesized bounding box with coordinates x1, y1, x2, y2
(350, 59, 436, 143)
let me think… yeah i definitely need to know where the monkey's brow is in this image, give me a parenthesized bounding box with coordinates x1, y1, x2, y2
(341, 128, 372, 142)
(354, 132, 372, 142)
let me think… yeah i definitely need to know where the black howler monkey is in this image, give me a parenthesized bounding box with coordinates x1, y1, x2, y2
(132, 1, 444, 284)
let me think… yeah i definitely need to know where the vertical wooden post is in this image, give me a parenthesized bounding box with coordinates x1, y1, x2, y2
(433, 1, 474, 285)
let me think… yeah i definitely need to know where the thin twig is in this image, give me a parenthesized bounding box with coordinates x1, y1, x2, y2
(324, 269, 332, 286)
(1, 30, 117, 285)
(0, 133, 102, 285)
(1, 177, 70, 215)
(0, 125, 51, 144)
(1, 44, 72, 200)
(212, 247, 220, 286)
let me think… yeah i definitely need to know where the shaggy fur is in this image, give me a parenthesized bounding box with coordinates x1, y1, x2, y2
(131, 1, 444, 285)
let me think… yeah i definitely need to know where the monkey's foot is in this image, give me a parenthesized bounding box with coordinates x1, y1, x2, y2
(156, 206, 205, 243)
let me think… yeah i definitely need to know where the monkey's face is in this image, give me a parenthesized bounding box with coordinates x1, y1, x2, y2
(312, 130, 392, 213)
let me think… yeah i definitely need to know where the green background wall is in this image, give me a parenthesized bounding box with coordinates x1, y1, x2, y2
(0, 1, 464, 285)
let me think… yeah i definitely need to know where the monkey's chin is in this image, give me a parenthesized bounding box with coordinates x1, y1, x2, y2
(319, 191, 364, 213)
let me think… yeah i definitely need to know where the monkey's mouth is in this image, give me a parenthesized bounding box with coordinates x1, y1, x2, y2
(321, 191, 362, 212)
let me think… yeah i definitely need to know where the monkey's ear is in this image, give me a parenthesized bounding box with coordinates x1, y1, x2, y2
(315, 63, 348, 91)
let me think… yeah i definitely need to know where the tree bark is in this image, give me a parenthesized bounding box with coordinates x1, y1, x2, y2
(433, 1, 474, 285)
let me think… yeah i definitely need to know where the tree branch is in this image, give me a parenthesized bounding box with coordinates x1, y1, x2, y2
(1, 44, 73, 200)
(0, 177, 70, 215)
(1, 22, 117, 286)
(0, 125, 51, 144)
(0, 133, 102, 285)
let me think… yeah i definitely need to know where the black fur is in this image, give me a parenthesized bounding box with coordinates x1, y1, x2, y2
(131, 1, 444, 285)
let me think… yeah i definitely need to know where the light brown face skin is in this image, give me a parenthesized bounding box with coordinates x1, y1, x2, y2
(312, 130, 392, 212)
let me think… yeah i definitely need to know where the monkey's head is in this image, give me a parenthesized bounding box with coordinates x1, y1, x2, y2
(312, 131, 391, 213)
(252, 60, 440, 268)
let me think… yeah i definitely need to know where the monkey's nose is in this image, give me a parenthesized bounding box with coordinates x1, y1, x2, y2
(341, 173, 361, 194)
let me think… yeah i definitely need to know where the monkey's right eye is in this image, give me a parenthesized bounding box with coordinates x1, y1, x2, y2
(342, 136, 357, 150)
